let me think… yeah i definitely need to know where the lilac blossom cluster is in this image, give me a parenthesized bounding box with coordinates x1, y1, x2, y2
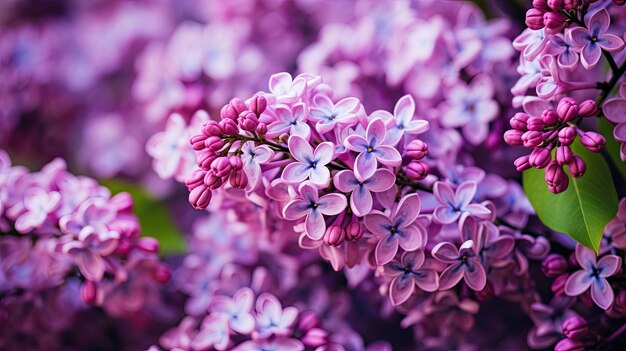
(508, 0, 626, 193)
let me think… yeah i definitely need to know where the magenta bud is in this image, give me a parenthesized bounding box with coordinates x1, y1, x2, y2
(238, 111, 259, 132)
(229, 156, 243, 170)
(219, 118, 239, 135)
(229, 170, 248, 189)
(504, 129, 524, 146)
(204, 136, 224, 152)
(229, 98, 247, 115)
(256, 122, 268, 136)
(211, 157, 232, 178)
(567, 155, 586, 178)
(299, 311, 321, 331)
(190, 134, 208, 151)
(185, 170, 206, 190)
(189, 184, 212, 209)
(556, 145, 573, 165)
(510, 112, 529, 130)
(137, 237, 159, 253)
(522, 131, 544, 147)
(204, 171, 223, 189)
(547, 0, 565, 10)
(80, 281, 98, 305)
(545, 162, 566, 191)
(526, 8, 546, 30)
(557, 98, 579, 122)
(529, 147, 552, 168)
(527, 116, 546, 131)
(578, 99, 598, 117)
(514, 155, 532, 172)
(405, 160, 429, 180)
(324, 225, 345, 246)
(533, 0, 551, 11)
(249, 95, 267, 116)
(562, 316, 588, 341)
(197, 152, 217, 170)
(406, 139, 429, 159)
(554, 338, 585, 351)
(302, 328, 329, 348)
(552, 274, 568, 296)
(220, 104, 239, 120)
(542, 253, 568, 277)
(549, 172, 569, 193)
(558, 127, 576, 145)
(346, 220, 364, 241)
(580, 132, 605, 152)
(543, 12, 568, 34)
(541, 109, 559, 125)
(202, 120, 222, 137)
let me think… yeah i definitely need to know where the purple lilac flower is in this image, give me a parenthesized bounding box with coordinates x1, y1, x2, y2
(309, 94, 360, 134)
(241, 141, 274, 191)
(371, 94, 429, 146)
(432, 181, 491, 224)
(432, 240, 487, 291)
(344, 118, 402, 180)
(267, 103, 312, 140)
(383, 249, 439, 305)
(568, 9, 625, 69)
(603, 83, 626, 160)
(333, 169, 395, 217)
(282, 135, 334, 187)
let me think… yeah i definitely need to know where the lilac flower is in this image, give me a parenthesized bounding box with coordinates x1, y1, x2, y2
(372, 95, 429, 146)
(191, 315, 231, 351)
(14, 187, 61, 233)
(344, 118, 402, 180)
(268, 72, 306, 103)
(241, 141, 274, 191)
(253, 293, 298, 338)
(210, 288, 256, 334)
(61, 233, 118, 281)
(527, 298, 576, 349)
(309, 94, 360, 134)
(432, 240, 487, 291)
(283, 182, 347, 240)
(267, 103, 311, 140)
(440, 75, 498, 145)
(603, 83, 626, 161)
(568, 9, 625, 69)
(364, 194, 426, 265)
(460, 216, 515, 267)
(383, 250, 439, 305)
(432, 181, 491, 224)
(604, 198, 626, 250)
(282, 135, 334, 187)
(511, 56, 542, 96)
(544, 32, 579, 71)
(59, 200, 116, 240)
(564, 244, 621, 310)
(513, 28, 549, 61)
(333, 169, 396, 217)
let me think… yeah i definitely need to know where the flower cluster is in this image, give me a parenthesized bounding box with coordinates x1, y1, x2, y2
(509, 0, 626, 193)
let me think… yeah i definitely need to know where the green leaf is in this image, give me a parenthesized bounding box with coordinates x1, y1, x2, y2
(523, 141, 618, 253)
(101, 179, 186, 256)
(599, 117, 626, 180)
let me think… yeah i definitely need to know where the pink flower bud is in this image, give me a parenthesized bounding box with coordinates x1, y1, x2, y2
(204, 136, 224, 152)
(526, 8, 546, 30)
(515, 155, 532, 171)
(504, 129, 524, 146)
(406, 139, 428, 159)
(229, 98, 247, 115)
(220, 104, 239, 120)
(219, 118, 239, 135)
(554, 338, 585, 351)
(578, 100, 598, 117)
(405, 160, 428, 180)
(542, 253, 568, 277)
(557, 98, 579, 122)
(190, 134, 209, 151)
(302, 328, 329, 348)
(229, 170, 248, 189)
(256, 122, 268, 136)
(580, 131, 605, 152)
(541, 109, 559, 125)
(529, 147, 552, 168)
(562, 316, 588, 341)
(545, 162, 567, 192)
(567, 155, 586, 178)
(551, 274, 568, 296)
(249, 95, 267, 116)
(211, 157, 232, 178)
(189, 184, 212, 209)
(80, 281, 98, 305)
(116, 239, 132, 255)
(154, 264, 171, 283)
(522, 131, 544, 148)
(510, 112, 529, 130)
(543, 12, 568, 34)
(137, 237, 159, 253)
(324, 226, 345, 246)
(556, 145, 573, 165)
(299, 311, 321, 331)
(202, 120, 222, 137)
(346, 220, 364, 241)
(527, 116, 546, 131)
(563, 0, 578, 9)
(197, 151, 217, 170)
(558, 127, 576, 145)
(238, 111, 259, 132)
(185, 169, 206, 190)
(547, 0, 566, 10)
(229, 156, 243, 170)
(204, 171, 223, 189)
(533, 0, 551, 11)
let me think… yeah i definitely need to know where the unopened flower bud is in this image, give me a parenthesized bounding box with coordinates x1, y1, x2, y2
(552, 274, 568, 296)
(522, 131, 544, 147)
(211, 157, 232, 178)
(580, 132, 605, 152)
(554, 338, 585, 351)
(204, 171, 223, 189)
(299, 310, 321, 331)
(510, 112, 529, 130)
(567, 155, 586, 178)
(229, 170, 248, 189)
(544, 12, 568, 34)
(405, 160, 428, 180)
(547, 0, 566, 10)
(533, 0, 551, 11)
(190, 134, 209, 151)
(545, 162, 567, 192)
(302, 328, 329, 348)
(541, 109, 559, 125)
(529, 147, 552, 168)
(562, 316, 588, 341)
(238, 111, 259, 132)
(154, 264, 171, 283)
(578, 100, 598, 117)
(324, 226, 345, 247)
(556, 145, 573, 165)
(229, 156, 243, 170)
(526, 8, 546, 30)
(229, 98, 248, 115)
(220, 104, 239, 120)
(219, 118, 239, 135)
(197, 152, 217, 170)
(346, 220, 364, 241)
(527, 117, 546, 131)
(557, 98, 579, 122)
(515, 155, 532, 171)
(202, 120, 222, 137)
(256, 122, 268, 136)
(249, 95, 267, 116)
(406, 139, 428, 159)
(558, 127, 576, 145)
(185, 170, 206, 190)
(137, 237, 159, 253)
(81, 281, 98, 305)
(504, 130, 524, 145)
(204, 136, 224, 152)
(542, 253, 568, 277)
(189, 184, 212, 210)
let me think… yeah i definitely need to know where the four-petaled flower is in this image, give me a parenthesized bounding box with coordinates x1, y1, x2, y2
(545, 33, 579, 71)
(432, 181, 491, 224)
(334, 169, 396, 217)
(268, 72, 306, 103)
(372, 94, 429, 146)
(210, 287, 256, 334)
(61, 232, 119, 281)
(364, 193, 426, 265)
(59, 200, 116, 241)
(15, 187, 61, 233)
(282, 135, 334, 187)
(241, 141, 274, 191)
(383, 249, 439, 305)
(267, 103, 311, 140)
(253, 293, 299, 339)
(283, 182, 347, 240)
(191, 315, 231, 351)
(432, 239, 487, 291)
(460, 216, 515, 267)
(564, 244, 621, 310)
(344, 118, 402, 180)
(568, 9, 625, 69)
(309, 94, 360, 134)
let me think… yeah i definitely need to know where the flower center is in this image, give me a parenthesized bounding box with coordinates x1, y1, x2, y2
(311, 202, 318, 209)
(311, 161, 317, 168)
(461, 255, 468, 263)
(367, 147, 374, 153)
(591, 36, 598, 42)
(404, 266, 411, 273)
(592, 267, 601, 277)
(390, 227, 398, 234)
